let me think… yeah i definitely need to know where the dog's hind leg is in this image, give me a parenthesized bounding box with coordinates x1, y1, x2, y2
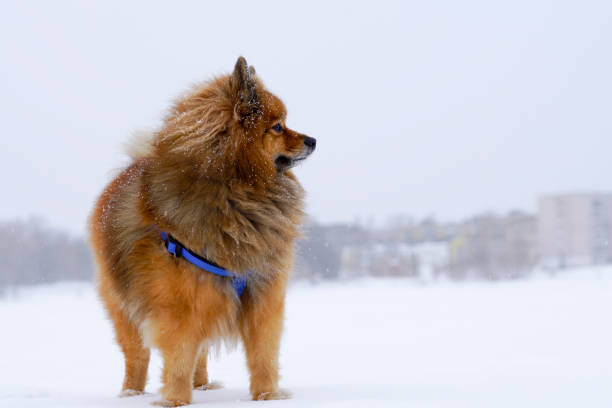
(192, 344, 209, 389)
(193, 344, 222, 390)
(106, 303, 150, 396)
(150, 315, 201, 406)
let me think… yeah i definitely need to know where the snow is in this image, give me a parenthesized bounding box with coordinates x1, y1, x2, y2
(1, 267, 611, 407)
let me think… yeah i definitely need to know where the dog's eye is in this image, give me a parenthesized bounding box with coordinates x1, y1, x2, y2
(271, 123, 283, 133)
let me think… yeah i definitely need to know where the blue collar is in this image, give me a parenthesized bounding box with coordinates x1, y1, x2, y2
(160, 231, 247, 297)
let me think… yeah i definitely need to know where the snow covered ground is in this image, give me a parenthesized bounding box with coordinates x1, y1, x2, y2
(1, 267, 611, 408)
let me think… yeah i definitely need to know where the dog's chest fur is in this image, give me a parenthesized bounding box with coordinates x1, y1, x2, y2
(142, 159, 305, 282)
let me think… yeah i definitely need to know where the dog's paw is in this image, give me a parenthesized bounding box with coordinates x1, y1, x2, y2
(119, 389, 145, 397)
(151, 399, 189, 407)
(254, 389, 292, 401)
(194, 380, 223, 391)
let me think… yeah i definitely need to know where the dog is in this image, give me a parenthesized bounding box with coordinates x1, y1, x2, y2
(89, 57, 315, 406)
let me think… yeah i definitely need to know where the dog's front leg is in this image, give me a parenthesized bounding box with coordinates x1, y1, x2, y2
(240, 274, 291, 401)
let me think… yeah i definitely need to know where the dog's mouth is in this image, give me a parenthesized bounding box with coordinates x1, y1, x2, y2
(275, 155, 292, 168)
(274, 153, 309, 172)
(274, 155, 295, 172)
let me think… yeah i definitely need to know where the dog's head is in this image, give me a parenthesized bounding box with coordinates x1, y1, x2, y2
(229, 57, 316, 174)
(156, 57, 315, 183)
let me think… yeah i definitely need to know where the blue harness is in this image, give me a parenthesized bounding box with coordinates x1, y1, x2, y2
(160, 231, 247, 297)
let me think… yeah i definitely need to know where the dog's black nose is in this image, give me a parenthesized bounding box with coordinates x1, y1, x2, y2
(303, 136, 316, 149)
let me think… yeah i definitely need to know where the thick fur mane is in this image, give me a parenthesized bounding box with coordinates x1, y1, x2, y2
(124, 75, 304, 284)
(155, 77, 236, 156)
(141, 159, 304, 280)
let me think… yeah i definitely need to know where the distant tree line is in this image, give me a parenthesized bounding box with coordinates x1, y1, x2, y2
(294, 221, 344, 281)
(298, 212, 539, 281)
(0, 218, 94, 289)
(0, 217, 343, 289)
(0, 211, 544, 289)
(447, 212, 537, 280)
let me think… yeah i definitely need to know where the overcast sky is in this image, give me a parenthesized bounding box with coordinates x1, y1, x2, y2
(1, 1, 611, 235)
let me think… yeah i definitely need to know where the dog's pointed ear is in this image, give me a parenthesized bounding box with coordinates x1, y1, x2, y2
(231, 57, 261, 124)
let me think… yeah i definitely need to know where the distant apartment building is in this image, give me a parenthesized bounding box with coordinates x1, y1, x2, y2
(538, 193, 612, 268)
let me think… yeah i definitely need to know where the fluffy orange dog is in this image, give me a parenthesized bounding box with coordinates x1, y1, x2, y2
(89, 57, 315, 406)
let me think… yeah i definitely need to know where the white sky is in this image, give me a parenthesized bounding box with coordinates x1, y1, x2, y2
(1, 1, 611, 236)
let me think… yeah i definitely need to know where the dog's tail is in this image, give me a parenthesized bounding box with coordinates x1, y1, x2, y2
(124, 128, 155, 160)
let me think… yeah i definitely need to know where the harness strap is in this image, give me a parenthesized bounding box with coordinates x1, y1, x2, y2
(160, 231, 247, 297)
